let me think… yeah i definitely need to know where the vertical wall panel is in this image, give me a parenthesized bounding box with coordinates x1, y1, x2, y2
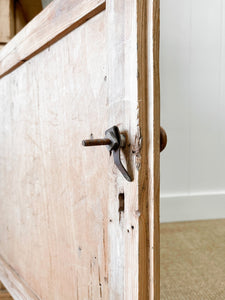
(160, 0, 225, 222)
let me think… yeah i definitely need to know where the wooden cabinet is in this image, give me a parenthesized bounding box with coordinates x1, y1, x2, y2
(0, 0, 160, 299)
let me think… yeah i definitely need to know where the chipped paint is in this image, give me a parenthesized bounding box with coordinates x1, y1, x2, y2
(132, 126, 142, 170)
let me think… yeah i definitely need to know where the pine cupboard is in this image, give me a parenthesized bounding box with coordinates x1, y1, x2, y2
(0, 0, 160, 299)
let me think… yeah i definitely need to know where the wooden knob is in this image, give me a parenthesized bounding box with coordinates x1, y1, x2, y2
(160, 127, 167, 152)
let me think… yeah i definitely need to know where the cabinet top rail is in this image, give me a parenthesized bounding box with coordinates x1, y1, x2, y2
(0, 0, 105, 79)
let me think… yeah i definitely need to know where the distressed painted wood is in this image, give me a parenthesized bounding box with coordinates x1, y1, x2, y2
(106, 0, 160, 298)
(0, 0, 106, 78)
(107, 0, 140, 297)
(0, 11, 108, 299)
(0, 0, 160, 299)
(0, 256, 38, 299)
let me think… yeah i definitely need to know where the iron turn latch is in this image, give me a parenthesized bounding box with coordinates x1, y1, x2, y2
(82, 126, 132, 182)
(82, 126, 167, 182)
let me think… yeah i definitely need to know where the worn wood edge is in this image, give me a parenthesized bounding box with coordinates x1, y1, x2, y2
(147, 0, 161, 299)
(137, 0, 149, 299)
(0, 0, 106, 79)
(137, 0, 160, 298)
(0, 255, 40, 300)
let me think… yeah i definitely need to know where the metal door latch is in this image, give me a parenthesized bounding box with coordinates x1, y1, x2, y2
(82, 126, 132, 182)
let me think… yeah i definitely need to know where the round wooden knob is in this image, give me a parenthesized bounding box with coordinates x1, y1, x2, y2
(160, 127, 167, 152)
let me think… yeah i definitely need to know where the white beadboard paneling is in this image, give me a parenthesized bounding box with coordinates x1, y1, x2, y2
(160, 0, 191, 196)
(160, 0, 225, 221)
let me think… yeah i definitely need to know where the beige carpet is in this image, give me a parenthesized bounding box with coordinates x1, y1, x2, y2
(161, 219, 225, 300)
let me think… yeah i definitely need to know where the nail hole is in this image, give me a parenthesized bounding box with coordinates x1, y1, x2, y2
(131, 225, 134, 230)
(118, 193, 125, 222)
(118, 193, 125, 213)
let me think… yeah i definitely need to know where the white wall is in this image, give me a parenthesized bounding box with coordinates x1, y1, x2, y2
(160, 0, 225, 222)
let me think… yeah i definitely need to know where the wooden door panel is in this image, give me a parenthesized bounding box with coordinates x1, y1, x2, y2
(0, 11, 108, 300)
(0, 0, 160, 299)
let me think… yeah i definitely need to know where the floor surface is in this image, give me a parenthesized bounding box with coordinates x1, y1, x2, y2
(161, 219, 225, 299)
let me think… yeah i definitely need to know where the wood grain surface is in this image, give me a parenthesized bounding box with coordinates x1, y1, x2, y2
(0, 0, 106, 78)
(0, 11, 108, 299)
(107, 0, 160, 298)
(0, 0, 160, 299)
(147, 0, 161, 298)
(0, 256, 38, 299)
(0, 0, 14, 43)
(107, 0, 141, 298)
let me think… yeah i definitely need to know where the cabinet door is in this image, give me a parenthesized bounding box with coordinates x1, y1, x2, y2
(0, 0, 160, 299)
